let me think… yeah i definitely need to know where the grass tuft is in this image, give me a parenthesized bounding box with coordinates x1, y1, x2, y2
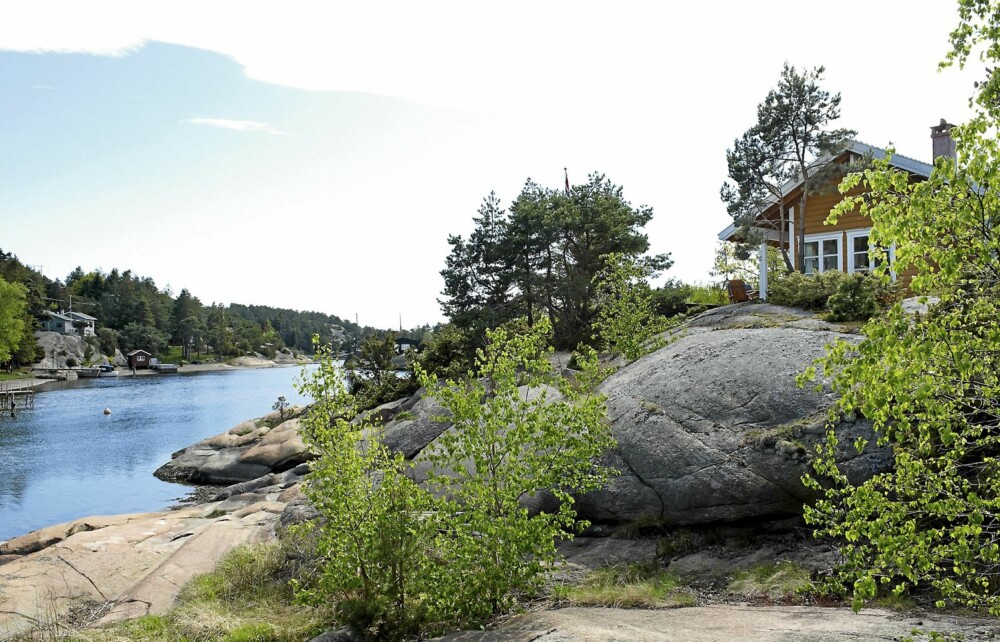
(727, 561, 814, 601)
(66, 540, 330, 642)
(551, 562, 695, 609)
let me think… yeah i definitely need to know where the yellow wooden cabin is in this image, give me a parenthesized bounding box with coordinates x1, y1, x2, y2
(718, 121, 956, 297)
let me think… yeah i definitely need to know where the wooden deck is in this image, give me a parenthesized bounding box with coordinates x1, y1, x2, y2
(0, 382, 35, 410)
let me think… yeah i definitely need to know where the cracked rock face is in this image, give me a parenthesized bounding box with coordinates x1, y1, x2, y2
(0, 470, 306, 639)
(574, 304, 891, 526)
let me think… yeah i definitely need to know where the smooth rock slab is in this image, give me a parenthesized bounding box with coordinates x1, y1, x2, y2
(436, 606, 997, 642)
(0, 501, 278, 638)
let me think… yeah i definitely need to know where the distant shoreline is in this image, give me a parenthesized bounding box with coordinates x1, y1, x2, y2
(4, 358, 312, 391)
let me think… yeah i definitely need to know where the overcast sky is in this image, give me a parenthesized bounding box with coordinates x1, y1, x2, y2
(0, 1, 984, 328)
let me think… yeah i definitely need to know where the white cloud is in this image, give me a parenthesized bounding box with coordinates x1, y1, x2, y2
(183, 118, 284, 134)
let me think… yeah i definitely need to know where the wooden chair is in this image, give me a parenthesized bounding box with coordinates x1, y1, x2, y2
(726, 279, 758, 304)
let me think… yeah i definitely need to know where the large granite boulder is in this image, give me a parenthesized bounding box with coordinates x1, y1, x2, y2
(574, 303, 890, 526)
(377, 389, 451, 459)
(154, 408, 312, 485)
(33, 331, 88, 369)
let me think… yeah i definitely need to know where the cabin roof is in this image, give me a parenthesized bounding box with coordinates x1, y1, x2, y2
(66, 311, 97, 321)
(718, 139, 934, 241)
(126, 349, 152, 356)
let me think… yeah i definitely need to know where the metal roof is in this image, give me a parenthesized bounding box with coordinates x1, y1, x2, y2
(66, 311, 97, 321)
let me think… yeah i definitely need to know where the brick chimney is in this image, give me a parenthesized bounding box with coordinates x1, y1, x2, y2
(931, 118, 956, 159)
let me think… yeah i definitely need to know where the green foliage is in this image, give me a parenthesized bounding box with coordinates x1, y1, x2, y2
(409, 323, 476, 381)
(295, 345, 436, 640)
(0, 276, 28, 364)
(825, 273, 880, 322)
(272, 396, 289, 421)
(183, 542, 290, 604)
(347, 332, 418, 410)
(297, 320, 615, 638)
(650, 279, 692, 318)
(721, 64, 855, 272)
(592, 253, 673, 361)
(766, 270, 847, 310)
(801, 40, 1000, 613)
(685, 283, 728, 306)
(69, 541, 328, 642)
(441, 174, 671, 350)
(416, 318, 615, 622)
(943, 0, 1000, 118)
(119, 321, 170, 356)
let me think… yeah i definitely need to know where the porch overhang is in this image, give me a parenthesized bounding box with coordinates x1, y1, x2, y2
(718, 224, 785, 244)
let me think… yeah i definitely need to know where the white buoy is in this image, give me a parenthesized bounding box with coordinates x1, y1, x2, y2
(103, 408, 112, 415)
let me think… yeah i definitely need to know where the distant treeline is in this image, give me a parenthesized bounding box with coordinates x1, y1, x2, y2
(0, 247, 379, 362)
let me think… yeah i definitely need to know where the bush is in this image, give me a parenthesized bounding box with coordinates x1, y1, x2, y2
(416, 319, 615, 624)
(826, 273, 879, 321)
(767, 271, 847, 310)
(346, 332, 419, 410)
(409, 323, 476, 381)
(593, 253, 672, 361)
(296, 320, 615, 638)
(651, 279, 693, 318)
(65, 357, 77, 368)
(686, 284, 728, 306)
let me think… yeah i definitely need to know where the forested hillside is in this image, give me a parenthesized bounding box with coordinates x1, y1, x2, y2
(0, 248, 372, 364)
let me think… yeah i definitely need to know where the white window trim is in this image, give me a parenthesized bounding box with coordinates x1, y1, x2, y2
(846, 228, 872, 274)
(846, 228, 898, 281)
(803, 231, 842, 274)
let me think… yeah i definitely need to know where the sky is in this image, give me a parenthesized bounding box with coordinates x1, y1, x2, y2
(0, 1, 985, 329)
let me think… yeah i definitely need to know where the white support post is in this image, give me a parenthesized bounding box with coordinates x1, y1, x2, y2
(787, 206, 795, 269)
(759, 240, 768, 300)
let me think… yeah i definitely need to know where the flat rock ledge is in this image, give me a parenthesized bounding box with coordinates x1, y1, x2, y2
(432, 605, 998, 642)
(0, 469, 307, 639)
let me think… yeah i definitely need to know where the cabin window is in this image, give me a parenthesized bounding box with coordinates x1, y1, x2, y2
(847, 229, 892, 275)
(803, 234, 841, 274)
(850, 234, 874, 272)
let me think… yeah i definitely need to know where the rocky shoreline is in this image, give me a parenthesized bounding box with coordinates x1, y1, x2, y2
(2, 304, 998, 640)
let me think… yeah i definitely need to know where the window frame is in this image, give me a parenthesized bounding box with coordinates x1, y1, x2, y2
(802, 231, 842, 274)
(847, 228, 897, 280)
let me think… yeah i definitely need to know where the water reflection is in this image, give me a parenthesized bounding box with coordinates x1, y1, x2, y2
(0, 367, 311, 540)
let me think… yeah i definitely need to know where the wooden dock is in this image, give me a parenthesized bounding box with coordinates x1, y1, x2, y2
(0, 382, 36, 411)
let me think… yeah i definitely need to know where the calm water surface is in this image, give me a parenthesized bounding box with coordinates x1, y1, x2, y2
(0, 367, 312, 541)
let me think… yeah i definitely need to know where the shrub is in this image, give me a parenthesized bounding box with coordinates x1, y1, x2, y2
(416, 319, 615, 624)
(593, 253, 672, 361)
(651, 279, 693, 318)
(826, 273, 880, 321)
(295, 343, 435, 640)
(767, 271, 847, 310)
(346, 332, 419, 410)
(65, 357, 78, 368)
(686, 283, 729, 306)
(296, 320, 615, 638)
(409, 323, 476, 382)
